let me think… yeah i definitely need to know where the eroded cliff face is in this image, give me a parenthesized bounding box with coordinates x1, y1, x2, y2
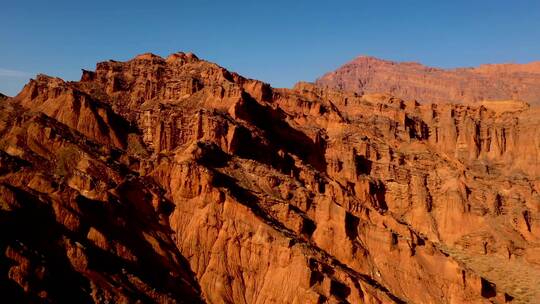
(315, 56, 540, 105)
(1, 52, 539, 303)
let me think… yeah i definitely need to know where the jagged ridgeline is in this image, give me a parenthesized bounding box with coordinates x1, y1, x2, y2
(0, 52, 539, 303)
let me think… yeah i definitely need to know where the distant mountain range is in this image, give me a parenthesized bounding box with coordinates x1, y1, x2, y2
(316, 56, 540, 104)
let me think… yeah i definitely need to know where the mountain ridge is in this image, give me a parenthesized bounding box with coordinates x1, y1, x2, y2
(316, 56, 540, 104)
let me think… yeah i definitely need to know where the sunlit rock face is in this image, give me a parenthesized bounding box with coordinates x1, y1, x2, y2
(1, 52, 539, 303)
(316, 55, 540, 105)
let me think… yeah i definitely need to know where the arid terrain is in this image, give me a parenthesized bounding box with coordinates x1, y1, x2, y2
(316, 56, 540, 105)
(1, 52, 539, 303)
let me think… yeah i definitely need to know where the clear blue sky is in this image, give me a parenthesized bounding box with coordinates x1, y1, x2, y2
(1, 0, 540, 96)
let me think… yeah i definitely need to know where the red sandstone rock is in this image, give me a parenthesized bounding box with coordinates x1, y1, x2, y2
(1, 52, 539, 303)
(316, 56, 540, 105)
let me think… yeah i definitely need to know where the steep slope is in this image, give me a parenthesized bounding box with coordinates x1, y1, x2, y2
(0, 93, 8, 103)
(315, 56, 540, 104)
(1, 52, 539, 303)
(0, 79, 203, 303)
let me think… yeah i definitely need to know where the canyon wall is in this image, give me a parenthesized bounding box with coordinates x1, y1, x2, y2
(1, 53, 539, 303)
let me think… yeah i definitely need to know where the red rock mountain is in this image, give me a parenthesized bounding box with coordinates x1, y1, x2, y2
(1, 52, 539, 303)
(316, 56, 540, 104)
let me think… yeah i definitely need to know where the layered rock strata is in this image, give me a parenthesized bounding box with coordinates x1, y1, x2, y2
(1, 52, 539, 303)
(316, 56, 540, 105)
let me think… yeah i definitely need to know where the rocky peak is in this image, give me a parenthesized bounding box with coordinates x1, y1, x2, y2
(133, 52, 163, 61)
(166, 51, 200, 64)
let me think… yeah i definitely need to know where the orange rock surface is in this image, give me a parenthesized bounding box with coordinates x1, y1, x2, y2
(316, 56, 540, 105)
(1, 52, 539, 303)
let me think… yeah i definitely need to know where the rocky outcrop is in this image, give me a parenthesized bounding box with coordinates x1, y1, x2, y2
(1, 52, 539, 303)
(0, 101, 203, 303)
(316, 56, 540, 105)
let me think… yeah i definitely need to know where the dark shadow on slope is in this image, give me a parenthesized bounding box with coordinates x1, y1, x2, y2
(0, 179, 203, 303)
(355, 154, 372, 175)
(233, 92, 327, 173)
(0, 184, 94, 304)
(227, 123, 299, 176)
(76, 179, 203, 303)
(369, 180, 388, 213)
(480, 278, 497, 298)
(345, 212, 360, 240)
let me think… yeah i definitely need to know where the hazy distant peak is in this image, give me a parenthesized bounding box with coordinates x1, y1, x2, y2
(316, 55, 540, 104)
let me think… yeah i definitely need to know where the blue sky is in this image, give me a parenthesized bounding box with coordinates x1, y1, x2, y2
(1, 0, 540, 96)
